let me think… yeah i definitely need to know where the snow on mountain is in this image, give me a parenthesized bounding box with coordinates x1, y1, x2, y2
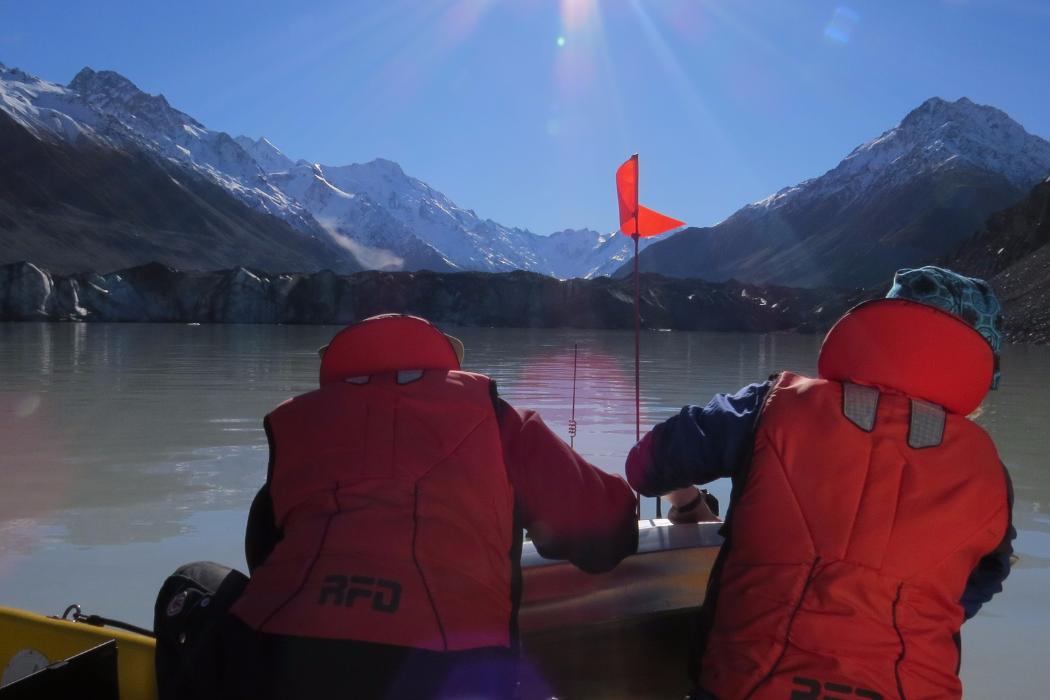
(246, 148, 632, 277)
(631, 96, 1050, 287)
(542, 228, 657, 279)
(67, 68, 314, 228)
(1, 61, 637, 278)
(268, 162, 456, 271)
(234, 135, 295, 174)
(314, 158, 550, 272)
(0, 64, 126, 147)
(748, 97, 1050, 215)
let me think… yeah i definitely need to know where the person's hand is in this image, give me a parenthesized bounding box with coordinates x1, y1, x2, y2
(666, 486, 720, 524)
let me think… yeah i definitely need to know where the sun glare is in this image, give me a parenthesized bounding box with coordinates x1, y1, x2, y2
(551, 0, 606, 107)
(437, 0, 496, 48)
(560, 0, 599, 32)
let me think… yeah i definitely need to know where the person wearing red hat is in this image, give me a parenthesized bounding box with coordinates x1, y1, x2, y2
(153, 314, 638, 700)
(627, 267, 1014, 700)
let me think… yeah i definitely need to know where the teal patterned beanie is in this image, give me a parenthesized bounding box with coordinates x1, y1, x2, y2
(886, 266, 1003, 389)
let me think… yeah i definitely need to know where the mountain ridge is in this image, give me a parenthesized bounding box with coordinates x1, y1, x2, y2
(1, 62, 635, 279)
(625, 96, 1050, 288)
(0, 106, 360, 274)
(3, 60, 1047, 286)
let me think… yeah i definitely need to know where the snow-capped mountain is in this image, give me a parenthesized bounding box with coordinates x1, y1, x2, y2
(267, 162, 457, 271)
(247, 153, 650, 276)
(630, 97, 1050, 287)
(234, 135, 295, 174)
(67, 68, 317, 230)
(313, 158, 538, 272)
(1, 61, 633, 278)
(0, 63, 127, 148)
(749, 97, 1050, 214)
(231, 122, 651, 276)
(0, 98, 360, 275)
(542, 228, 657, 279)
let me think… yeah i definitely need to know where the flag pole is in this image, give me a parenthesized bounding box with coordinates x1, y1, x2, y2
(632, 227, 661, 518)
(633, 230, 641, 519)
(632, 152, 642, 519)
(617, 153, 681, 519)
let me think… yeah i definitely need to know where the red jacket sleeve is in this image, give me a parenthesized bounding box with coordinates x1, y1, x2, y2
(498, 399, 638, 573)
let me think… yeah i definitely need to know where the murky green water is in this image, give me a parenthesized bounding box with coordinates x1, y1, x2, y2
(0, 323, 1046, 696)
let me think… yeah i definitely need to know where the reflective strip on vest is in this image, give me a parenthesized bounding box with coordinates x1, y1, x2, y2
(698, 372, 1008, 700)
(909, 399, 946, 449)
(842, 382, 879, 432)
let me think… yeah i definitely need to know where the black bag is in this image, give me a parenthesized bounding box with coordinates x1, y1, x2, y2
(153, 562, 249, 700)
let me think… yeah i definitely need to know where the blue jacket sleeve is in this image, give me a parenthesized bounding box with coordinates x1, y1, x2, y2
(960, 464, 1015, 620)
(627, 380, 771, 496)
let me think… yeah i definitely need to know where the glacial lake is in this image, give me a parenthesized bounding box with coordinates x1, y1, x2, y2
(0, 323, 1046, 697)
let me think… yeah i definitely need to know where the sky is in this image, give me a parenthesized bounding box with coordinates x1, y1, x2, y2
(2, 0, 1049, 234)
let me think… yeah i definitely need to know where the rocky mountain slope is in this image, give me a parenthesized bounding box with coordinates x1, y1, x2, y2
(5, 59, 1047, 287)
(67, 68, 318, 230)
(0, 106, 359, 274)
(628, 97, 1050, 288)
(238, 145, 652, 277)
(0, 61, 638, 278)
(0, 260, 851, 331)
(950, 176, 1050, 343)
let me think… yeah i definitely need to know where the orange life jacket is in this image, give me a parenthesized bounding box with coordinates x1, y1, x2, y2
(697, 300, 1009, 700)
(232, 316, 515, 651)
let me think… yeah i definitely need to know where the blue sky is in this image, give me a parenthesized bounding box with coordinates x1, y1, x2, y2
(3, 0, 1049, 234)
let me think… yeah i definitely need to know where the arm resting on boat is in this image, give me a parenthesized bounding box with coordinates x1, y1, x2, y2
(498, 399, 639, 574)
(960, 464, 1016, 620)
(665, 486, 721, 523)
(626, 380, 771, 497)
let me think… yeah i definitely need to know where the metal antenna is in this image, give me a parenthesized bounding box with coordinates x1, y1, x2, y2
(569, 344, 578, 448)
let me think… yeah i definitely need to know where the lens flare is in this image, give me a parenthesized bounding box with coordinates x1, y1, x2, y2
(551, 1, 607, 108)
(825, 6, 860, 44)
(560, 0, 599, 32)
(365, 0, 497, 112)
(625, 2, 739, 147)
(438, 0, 495, 47)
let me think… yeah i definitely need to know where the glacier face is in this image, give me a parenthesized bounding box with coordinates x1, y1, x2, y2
(1, 63, 640, 279)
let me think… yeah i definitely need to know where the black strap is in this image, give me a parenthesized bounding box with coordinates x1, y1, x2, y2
(79, 614, 155, 638)
(673, 489, 706, 514)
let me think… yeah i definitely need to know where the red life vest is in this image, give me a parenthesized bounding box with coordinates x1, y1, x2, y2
(698, 300, 1010, 700)
(232, 316, 515, 651)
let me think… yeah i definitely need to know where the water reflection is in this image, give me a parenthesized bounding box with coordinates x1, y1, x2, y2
(2, 322, 1044, 550)
(0, 323, 1047, 690)
(0, 324, 332, 553)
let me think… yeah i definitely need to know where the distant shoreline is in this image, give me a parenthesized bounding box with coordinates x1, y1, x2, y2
(0, 261, 855, 333)
(2, 261, 1044, 344)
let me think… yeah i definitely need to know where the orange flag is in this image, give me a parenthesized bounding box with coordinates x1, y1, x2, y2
(615, 154, 684, 237)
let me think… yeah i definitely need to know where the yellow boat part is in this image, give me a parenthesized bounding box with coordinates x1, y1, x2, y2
(0, 606, 156, 700)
